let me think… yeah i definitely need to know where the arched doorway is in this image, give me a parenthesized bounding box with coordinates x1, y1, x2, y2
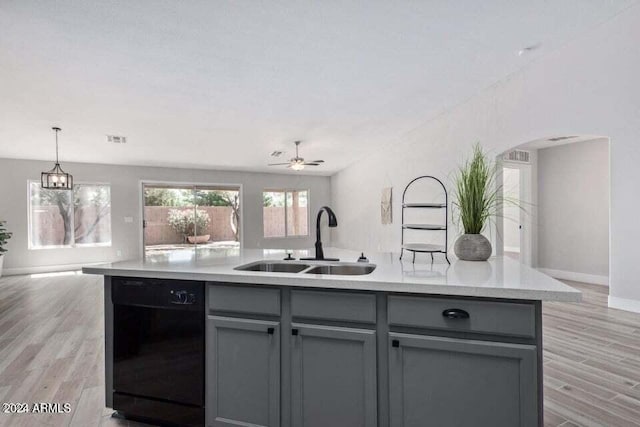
(497, 135, 610, 286)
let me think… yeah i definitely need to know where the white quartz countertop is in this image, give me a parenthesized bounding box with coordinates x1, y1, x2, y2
(82, 248, 581, 302)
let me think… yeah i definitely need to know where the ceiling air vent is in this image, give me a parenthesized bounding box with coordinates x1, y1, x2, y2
(503, 149, 530, 164)
(548, 135, 578, 142)
(107, 135, 127, 144)
(270, 150, 284, 157)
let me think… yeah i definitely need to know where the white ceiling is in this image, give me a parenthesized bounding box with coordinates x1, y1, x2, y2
(0, 0, 636, 175)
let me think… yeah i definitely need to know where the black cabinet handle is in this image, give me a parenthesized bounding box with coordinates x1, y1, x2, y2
(442, 308, 470, 319)
(291, 328, 299, 336)
(267, 327, 275, 335)
(392, 339, 400, 348)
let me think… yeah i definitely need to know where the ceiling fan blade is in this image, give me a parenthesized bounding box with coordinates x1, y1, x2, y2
(269, 141, 326, 168)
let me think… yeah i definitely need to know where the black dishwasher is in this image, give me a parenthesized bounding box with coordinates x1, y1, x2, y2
(112, 277, 204, 427)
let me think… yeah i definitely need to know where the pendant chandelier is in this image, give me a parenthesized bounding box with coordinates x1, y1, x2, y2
(41, 127, 73, 190)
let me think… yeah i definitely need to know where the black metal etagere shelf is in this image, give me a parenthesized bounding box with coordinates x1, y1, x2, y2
(400, 176, 450, 264)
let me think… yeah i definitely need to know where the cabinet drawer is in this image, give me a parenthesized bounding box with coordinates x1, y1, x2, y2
(208, 284, 280, 316)
(291, 290, 376, 323)
(388, 295, 535, 338)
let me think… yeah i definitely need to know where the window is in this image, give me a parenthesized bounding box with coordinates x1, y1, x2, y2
(28, 181, 111, 248)
(142, 184, 241, 257)
(263, 190, 308, 238)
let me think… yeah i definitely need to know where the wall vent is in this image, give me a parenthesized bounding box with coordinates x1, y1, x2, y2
(503, 149, 530, 163)
(548, 135, 578, 142)
(107, 135, 127, 144)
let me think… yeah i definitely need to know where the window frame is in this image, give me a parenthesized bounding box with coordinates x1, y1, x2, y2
(139, 180, 244, 259)
(27, 180, 113, 250)
(263, 188, 310, 239)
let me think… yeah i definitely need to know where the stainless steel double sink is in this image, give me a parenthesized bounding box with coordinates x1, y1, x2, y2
(234, 260, 376, 276)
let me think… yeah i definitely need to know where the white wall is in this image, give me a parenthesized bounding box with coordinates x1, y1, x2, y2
(0, 158, 331, 274)
(537, 139, 609, 279)
(331, 5, 640, 311)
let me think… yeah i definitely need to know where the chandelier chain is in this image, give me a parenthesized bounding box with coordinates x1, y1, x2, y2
(53, 127, 60, 164)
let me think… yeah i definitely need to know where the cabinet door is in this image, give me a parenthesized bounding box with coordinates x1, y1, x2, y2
(389, 333, 538, 427)
(207, 316, 280, 427)
(291, 323, 377, 427)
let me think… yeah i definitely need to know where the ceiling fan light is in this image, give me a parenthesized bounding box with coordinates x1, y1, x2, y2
(267, 141, 324, 170)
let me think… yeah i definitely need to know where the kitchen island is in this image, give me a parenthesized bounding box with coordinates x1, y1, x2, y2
(84, 248, 581, 427)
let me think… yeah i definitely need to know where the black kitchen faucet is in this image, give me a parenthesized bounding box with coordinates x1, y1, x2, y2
(301, 206, 339, 261)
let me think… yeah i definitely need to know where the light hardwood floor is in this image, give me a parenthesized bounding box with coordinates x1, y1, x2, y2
(0, 273, 639, 427)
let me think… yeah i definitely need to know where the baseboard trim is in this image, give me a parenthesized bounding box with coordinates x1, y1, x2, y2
(608, 295, 640, 314)
(537, 268, 608, 286)
(503, 246, 521, 253)
(2, 262, 105, 277)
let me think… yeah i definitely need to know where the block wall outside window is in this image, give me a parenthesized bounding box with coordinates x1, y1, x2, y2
(263, 190, 308, 238)
(28, 181, 112, 249)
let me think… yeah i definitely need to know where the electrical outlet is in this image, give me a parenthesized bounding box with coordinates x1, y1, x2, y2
(116, 250, 123, 257)
(124, 216, 134, 223)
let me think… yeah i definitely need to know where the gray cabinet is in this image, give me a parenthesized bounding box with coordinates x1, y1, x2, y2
(203, 284, 541, 427)
(388, 332, 538, 427)
(207, 316, 280, 427)
(291, 323, 377, 427)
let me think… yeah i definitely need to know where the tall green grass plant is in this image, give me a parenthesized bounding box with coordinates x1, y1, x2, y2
(453, 144, 502, 234)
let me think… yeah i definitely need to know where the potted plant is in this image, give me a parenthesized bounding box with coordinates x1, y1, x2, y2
(452, 144, 502, 261)
(167, 209, 211, 244)
(0, 221, 12, 277)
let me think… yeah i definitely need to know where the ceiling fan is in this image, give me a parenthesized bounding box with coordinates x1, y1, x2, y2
(268, 141, 324, 171)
